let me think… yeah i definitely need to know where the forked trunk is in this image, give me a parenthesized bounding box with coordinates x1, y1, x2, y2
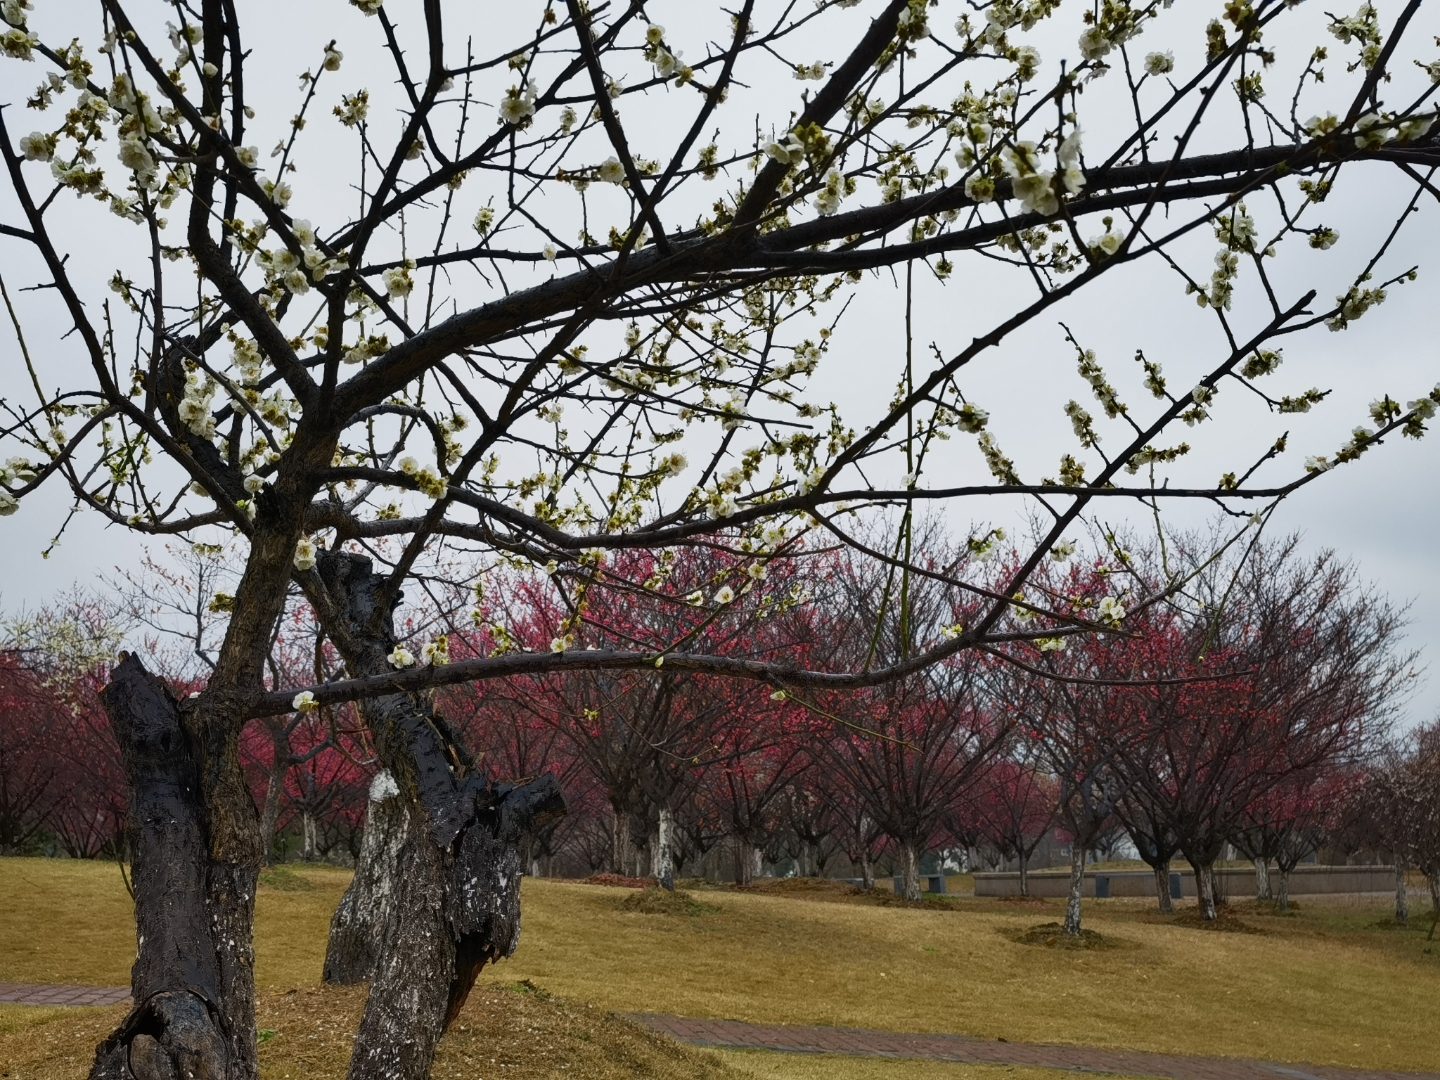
(89, 654, 261, 1080)
(654, 807, 674, 891)
(1254, 858, 1271, 901)
(899, 841, 922, 902)
(1395, 861, 1409, 925)
(1063, 844, 1084, 935)
(1152, 860, 1174, 914)
(1193, 860, 1218, 921)
(317, 553, 565, 1080)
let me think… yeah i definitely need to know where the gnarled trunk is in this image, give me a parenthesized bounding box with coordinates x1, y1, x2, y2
(733, 836, 756, 885)
(324, 771, 410, 985)
(899, 841, 922, 902)
(1152, 860, 1174, 914)
(89, 654, 260, 1080)
(1395, 861, 1409, 925)
(316, 553, 565, 1080)
(1063, 843, 1085, 935)
(653, 807, 674, 891)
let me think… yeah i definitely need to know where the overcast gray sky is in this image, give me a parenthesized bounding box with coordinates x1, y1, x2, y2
(1, 0, 1436, 725)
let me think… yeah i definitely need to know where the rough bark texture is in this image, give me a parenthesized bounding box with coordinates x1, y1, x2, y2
(900, 841, 922, 902)
(89, 654, 256, 1080)
(323, 771, 410, 985)
(1428, 868, 1440, 918)
(1151, 861, 1174, 914)
(1018, 859, 1030, 898)
(1254, 858, 1271, 901)
(654, 808, 674, 891)
(314, 552, 565, 1080)
(611, 808, 631, 876)
(733, 838, 755, 886)
(1063, 845, 1085, 935)
(859, 848, 874, 891)
(1395, 862, 1410, 925)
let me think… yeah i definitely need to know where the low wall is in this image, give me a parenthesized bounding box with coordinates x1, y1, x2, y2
(973, 864, 1395, 899)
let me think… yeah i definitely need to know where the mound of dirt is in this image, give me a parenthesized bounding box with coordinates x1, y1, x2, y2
(621, 886, 720, 916)
(1170, 908, 1266, 934)
(0, 981, 741, 1080)
(995, 894, 1051, 908)
(1000, 922, 1121, 950)
(581, 872, 654, 889)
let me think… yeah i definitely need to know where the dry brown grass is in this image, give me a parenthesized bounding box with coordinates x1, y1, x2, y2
(713, 1050, 1151, 1080)
(4, 858, 1440, 1077)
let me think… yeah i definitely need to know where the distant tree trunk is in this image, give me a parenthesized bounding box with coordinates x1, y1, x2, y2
(324, 771, 408, 985)
(899, 840, 922, 901)
(1254, 857, 1271, 901)
(88, 654, 260, 1080)
(1427, 867, 1440, 917)
(1193, 860, 1218, 921)
(733, 836, 755, 886)
(1018, 856, 1030, 898)
(611, 808, 630, 876)
(654, 807, 674, 891)
(1275, 867, 1291, 914)
(1395, 861, 1409, 925)
(302, 810, 317, 862)
(259, 742, 287, 866)
(1152, 860, 1174, 914)
(1063, 844, 1084, 935)
(859, 846, 875, 891)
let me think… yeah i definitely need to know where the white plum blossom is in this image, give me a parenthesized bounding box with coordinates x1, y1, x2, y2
(382, 264, 414, 298)
(714, 585, 736, 604)
(0, 490, 17, 516)
(686, 590, 705, 607)
(498, 84, 537, 126)
(388, 644, 415, 668)
(323, 46, 343, 72)
(421, 636, 449, 665)
(542, 243, 557, 261)
(1078, 27, 1111, 62)
(598, 157, 625, 184)
(794, 62, 826, 81)
(1036, 637, 1068, 652)
(18, 131, 53, 161)
(292, 690, 318, 713)
(293, 537, 318, 571)
(764, 137, 806, 167)
(1097, 596, 1127, 626)
(1050, 539, 1076, 562)
(1144, 51, 1175, 76)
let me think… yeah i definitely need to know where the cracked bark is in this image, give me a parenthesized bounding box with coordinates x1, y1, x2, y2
(89, 654, 258, 1080)
(314, 552, 564, 1080)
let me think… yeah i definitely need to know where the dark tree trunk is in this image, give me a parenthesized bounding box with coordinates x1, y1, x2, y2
(1275, 866, 1291, 914)
(1018, 857, 1030, 898)
(1152, 860, 1174, 914)
(899, 840, 922, 902)
(89, 654, 260, 1080)
(315, 553, 565, 1080)
(1395, 861, 1409, 925)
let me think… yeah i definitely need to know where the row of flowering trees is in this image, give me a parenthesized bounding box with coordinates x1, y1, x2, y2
(2, 529, 1432, 935)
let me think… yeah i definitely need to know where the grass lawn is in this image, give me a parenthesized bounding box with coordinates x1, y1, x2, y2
(1, 858, 1437, 1078)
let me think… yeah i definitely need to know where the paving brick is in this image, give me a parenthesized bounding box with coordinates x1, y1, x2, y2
(629, 1013, 1440, 1080)
(0, 983, 131, 1008)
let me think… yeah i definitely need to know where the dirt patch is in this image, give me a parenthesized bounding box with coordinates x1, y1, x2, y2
(1170, 908, 1266, 934)
(1000, 922, 1122, 950)
(621, 886, 720, 917)
(995, 895, 1052, 908)
(581, 872, 654, 889)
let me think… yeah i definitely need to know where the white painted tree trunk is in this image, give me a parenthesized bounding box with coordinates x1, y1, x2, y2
(1195, 861, 1218, 921)
(900, 841, 922, 902)
(654, 807, 674, 891)
(1063, 844, 1085, 935)
(1254, 858, 1271, 901)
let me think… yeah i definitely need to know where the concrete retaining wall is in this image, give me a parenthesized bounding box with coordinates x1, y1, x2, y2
(973, 864, 1395, 899)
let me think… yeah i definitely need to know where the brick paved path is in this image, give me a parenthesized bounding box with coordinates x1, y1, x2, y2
(633, 1014, 1440, 1080)
(0, 982, 130, 1007)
